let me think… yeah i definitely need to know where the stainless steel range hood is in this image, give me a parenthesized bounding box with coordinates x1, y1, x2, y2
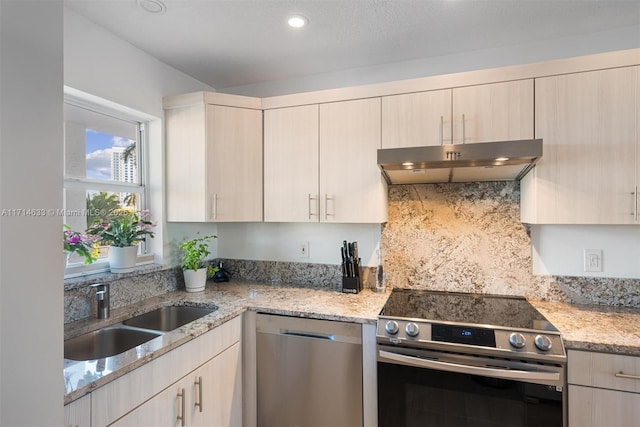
(377, 139, 542, 184)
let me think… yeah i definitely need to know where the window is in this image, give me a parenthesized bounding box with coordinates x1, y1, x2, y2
(63, 97, 151, 275)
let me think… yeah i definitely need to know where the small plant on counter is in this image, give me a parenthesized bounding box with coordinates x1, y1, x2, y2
(179, 234, 217, 271)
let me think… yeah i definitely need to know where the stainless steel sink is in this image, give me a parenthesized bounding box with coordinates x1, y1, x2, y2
(122, 305, 216, 332)
(64, 327, 161, 361)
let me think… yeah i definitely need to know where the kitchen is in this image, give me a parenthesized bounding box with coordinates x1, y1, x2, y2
(2, 1, 640, 426)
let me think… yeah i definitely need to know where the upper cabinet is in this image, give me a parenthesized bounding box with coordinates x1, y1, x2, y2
(521, 66, 639, 224)
(264, 105, 319, 222)
(319, 98, 387, 223)
(381, 80, 533, 148)
(264, 99, 387, 223)
(165, 93, 263, 222)
(382, 89, 451, 148)
(452, 79, 534, 144)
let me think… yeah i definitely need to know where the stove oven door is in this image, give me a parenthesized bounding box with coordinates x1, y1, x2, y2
(377, 345, 565, 427)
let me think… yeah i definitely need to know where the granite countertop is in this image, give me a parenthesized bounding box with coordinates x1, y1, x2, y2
(530, 299, 640, 357)
(64, 281, 640, 405)
(63, 280, 390, 404)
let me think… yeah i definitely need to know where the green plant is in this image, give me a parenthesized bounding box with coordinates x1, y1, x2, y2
(179, 234, 217, 271)
(63, 224, 99, 264)
(88, 209, 155, 247)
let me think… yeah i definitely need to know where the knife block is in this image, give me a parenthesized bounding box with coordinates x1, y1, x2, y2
(342, 276, 361, 294)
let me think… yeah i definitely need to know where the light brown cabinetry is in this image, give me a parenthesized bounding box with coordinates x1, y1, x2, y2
(65, 393, 91, 427)
(521, 66, 640, 224)
(264, 99, 387, 223)
(165, 93, 263, 222)
(91, 316, 242, 427)
(110, 342, 241, 427)
(568, 350, 640, 426)
(381, 80, 533, 148)
(264, 105, 319, 222)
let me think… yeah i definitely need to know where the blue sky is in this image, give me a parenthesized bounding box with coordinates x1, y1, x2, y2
(85, 129, 134, 180)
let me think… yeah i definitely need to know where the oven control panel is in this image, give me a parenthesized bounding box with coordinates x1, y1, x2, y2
(377, 318, 566, 359)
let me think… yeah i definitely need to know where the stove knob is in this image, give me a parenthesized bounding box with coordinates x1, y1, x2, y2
(534, 334, 553, 351)
(385, 320, 399, 335)
(509, 332, 527, 349)
(405, 322, 420, 337)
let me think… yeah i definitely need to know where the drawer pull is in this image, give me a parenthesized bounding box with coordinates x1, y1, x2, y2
(615, 372, 640, 380)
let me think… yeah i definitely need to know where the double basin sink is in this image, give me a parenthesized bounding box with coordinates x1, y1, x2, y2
(64, 305, 216, 361)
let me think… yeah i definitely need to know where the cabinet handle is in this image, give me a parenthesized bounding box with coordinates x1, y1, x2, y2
(324, 194, 333, 220)
(439, 116, 444, 146)
(461, 113, 466, 144)
(213, 193, 218, 220)
(615, 371, 640, 380)
(308, 194, 318, 219)
(635, 186, 638, 222)
(194, 376, 203, 412)
(177, 388, 186, 426)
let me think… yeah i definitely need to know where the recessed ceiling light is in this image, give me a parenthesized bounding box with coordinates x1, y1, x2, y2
(402, 162, 415, 167)
(287, 15, 308, 28)
(138, 0, 167, 14)
(495, 157, 509, 162)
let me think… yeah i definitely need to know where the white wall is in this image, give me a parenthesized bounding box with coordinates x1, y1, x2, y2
(64, 7, 219, 266)
(222, 25, 640, 97)
(0, 1, 64, 425)
(532, 225, 640, 279)
(217, 223, 382, 266)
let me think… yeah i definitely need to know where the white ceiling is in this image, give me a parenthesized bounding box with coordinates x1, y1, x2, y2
(65, 0, 640, 92)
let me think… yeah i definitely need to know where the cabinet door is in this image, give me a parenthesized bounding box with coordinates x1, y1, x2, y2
(207, 105, 263, 222)
(65, 394, 91, 427)
(523, 67, 638, 224)
(264, 105, 319, 222)
(319, 98, 387, 223)
(382, 89, 452, 148)
(569, 385, 640, 427)
(110, 378, 191, 427)
(452, 79, 533, 144)
(193, 342, 242, 427)
(166, 105, 208, 222)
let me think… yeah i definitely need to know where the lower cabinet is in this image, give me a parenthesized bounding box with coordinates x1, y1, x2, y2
(65, 393, 91, 427)
(111, 342, 241, 427)
(568, 349, 640, 426)
(82, 315, 241, 427)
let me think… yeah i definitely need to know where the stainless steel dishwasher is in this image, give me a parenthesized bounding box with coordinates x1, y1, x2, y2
(256, 313, 363, 427)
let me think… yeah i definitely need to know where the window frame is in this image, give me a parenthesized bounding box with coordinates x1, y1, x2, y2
(63, 87, 155, 277)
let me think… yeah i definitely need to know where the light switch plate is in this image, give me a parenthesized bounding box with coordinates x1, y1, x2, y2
(583, 249, 603, 272)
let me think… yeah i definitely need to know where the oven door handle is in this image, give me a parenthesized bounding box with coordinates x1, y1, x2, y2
(379, 350, 561, 383)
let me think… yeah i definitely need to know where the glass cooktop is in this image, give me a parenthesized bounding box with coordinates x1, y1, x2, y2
(381, 289, 558, 332)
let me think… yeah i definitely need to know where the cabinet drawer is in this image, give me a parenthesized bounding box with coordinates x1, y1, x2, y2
(568, 350, 640, 393)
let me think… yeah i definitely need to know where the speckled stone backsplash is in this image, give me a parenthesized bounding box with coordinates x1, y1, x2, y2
(64, 267, 182, 323)
(381, 182, 640, 308)
(218, 259, 376, 291)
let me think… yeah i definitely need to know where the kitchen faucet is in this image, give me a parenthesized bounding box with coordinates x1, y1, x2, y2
(90, 283, 110, 319)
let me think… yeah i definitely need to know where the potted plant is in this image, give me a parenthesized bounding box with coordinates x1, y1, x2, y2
(88, 209, 155, 273)
(63, 224, 99, 267)
(179, 234, 217, 292)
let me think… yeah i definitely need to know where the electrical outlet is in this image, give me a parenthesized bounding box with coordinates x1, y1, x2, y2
(300, 241, 309, 258)
(583, 249, 603, 272)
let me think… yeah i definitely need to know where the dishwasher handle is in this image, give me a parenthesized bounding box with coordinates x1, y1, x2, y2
(282, 330, 335, 341)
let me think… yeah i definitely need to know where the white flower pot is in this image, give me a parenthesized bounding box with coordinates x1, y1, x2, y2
(108, 245, 138, 273)
(183, 268, 207, 292)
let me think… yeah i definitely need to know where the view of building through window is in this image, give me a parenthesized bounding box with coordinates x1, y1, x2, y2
(64, 102, 145, 266)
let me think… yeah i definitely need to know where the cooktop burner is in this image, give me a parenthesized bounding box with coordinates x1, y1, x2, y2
(381, 289, 558, 332)
(378, 289, 566, 361)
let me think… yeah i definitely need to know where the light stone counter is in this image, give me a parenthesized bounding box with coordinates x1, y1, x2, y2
(530, 300, 640, 357)
(63, 280, 390, 404)
(64, 281, 640, 405)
